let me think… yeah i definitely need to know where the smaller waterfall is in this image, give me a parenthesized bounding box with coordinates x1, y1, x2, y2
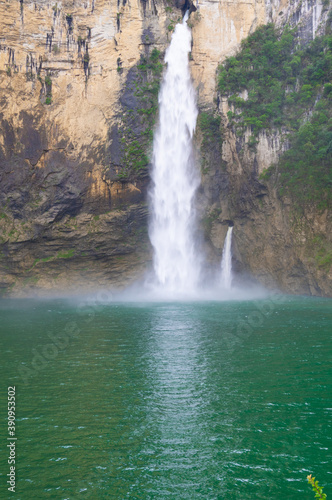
(220, 226, 233, 290)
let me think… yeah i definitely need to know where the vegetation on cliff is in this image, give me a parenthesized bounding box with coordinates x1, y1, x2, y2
(264, 98, 332, 209)
(196, 111, 223, 173)
(198, 112, 222, 150)
(114, 48, 164, 180)
(217, 19, 332, 209)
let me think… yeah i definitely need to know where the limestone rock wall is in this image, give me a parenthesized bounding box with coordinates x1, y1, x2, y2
(190, 0, 327, 104)
(0, 0, 170, 295)
(196, 0, 331, 297)
(199, 120, 332, 296)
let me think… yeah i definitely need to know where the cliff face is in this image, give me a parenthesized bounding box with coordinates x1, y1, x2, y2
(199, 124, 332, 296)
(0, 0, 330, 296)
(0, 0, 166, 294)
(196, 0, 331, 297)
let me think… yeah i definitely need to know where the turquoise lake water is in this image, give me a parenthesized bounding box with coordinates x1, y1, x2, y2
(0, 295, 331, 499)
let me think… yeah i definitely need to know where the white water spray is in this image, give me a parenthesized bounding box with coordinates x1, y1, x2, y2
(220, 226, 233, 290)
(148, 13, 201, 294)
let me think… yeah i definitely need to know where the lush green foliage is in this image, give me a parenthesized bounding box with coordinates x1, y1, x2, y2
(137, 48, 163, 76)
(197, 111, 223, 173)
(198, 112, 222, 149)
(116, 48, 164, 180)
(307, 474, 327, 499)
(270, 99, 331, 209)
(218, 22, 332, 208)
(218, 24, 332, 134)
(44, 75, 52, 105)
(310, 234, 332, 269)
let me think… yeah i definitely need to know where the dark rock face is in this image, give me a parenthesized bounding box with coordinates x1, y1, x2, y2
(119, 67, 140, 111)
(19, 111, 48, 166)
(196, 120, 332, 297)
(175, 0, 186, 9)
(174, 0, 196, 13)
(0, 1, 171, 298)
(0, 103, 151, 297)
(108, 45, 164, 184)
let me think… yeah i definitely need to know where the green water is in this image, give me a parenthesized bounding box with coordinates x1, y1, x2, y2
(0, 296, 331, 499)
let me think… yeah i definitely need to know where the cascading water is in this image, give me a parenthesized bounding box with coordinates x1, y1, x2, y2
(148, 13, 201, 294)
(220, 226, 233, 290)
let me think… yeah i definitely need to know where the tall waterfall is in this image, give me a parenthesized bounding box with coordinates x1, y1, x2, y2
(148, 13, 201, 294)
(220, 227, 233, 290)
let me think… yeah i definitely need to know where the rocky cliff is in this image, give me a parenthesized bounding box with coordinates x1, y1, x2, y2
(197, 1, 331, 297)
(0, 0, 330, 296)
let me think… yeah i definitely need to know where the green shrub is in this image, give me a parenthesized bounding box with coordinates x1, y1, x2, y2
(198, 112, 222, 148)
(218, 24, 331, 135)
(150, 48, 161, 62)
(307, 474, 327, 499)
(115, 47, 164, 180)
(276, 102, 331, 209)
(219, 22, 332, 208)
(324, 82, 332, 96)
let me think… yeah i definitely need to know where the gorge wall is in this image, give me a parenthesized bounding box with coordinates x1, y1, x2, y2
(0, 0, 330, 296)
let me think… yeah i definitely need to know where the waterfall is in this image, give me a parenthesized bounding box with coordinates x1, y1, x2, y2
(148, 13, 201, 294)
(220, 227, 233, 290)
